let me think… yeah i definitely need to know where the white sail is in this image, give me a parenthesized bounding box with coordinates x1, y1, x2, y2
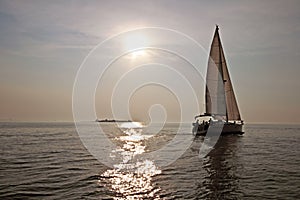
(205, 26, 241, 121)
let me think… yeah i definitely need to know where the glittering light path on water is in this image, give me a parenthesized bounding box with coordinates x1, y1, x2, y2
(99, 124, 161, 199)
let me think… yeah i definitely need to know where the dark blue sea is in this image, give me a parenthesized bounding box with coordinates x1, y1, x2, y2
(0, 122, 299, 199)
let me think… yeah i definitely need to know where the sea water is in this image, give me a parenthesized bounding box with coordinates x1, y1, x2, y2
(0, 122, 299, 199)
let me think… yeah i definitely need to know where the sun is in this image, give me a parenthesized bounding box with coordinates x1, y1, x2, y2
(123, 33, 149, 59)
(130, 49, 146, 59)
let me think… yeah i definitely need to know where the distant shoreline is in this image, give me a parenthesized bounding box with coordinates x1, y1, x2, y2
(95, 119, 132, 123)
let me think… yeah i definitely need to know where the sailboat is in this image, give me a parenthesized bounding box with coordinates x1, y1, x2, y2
(193, 25, 244, 136)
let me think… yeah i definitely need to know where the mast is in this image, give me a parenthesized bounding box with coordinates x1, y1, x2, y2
(216, 25, 229, 122)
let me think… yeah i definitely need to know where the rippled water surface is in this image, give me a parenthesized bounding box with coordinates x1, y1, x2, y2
(0, 122, 299, 199)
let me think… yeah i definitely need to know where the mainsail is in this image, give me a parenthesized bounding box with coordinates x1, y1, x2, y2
(205, 26, 241, 121)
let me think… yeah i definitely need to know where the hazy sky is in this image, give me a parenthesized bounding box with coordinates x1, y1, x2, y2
(0, 0, 299, 123)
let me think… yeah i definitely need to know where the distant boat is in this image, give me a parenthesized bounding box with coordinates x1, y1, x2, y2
(193, 26, 244, 136)
(96, 119, 132, 123)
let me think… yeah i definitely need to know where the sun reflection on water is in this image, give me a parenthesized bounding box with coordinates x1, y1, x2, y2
(99, 123, 161, 199)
